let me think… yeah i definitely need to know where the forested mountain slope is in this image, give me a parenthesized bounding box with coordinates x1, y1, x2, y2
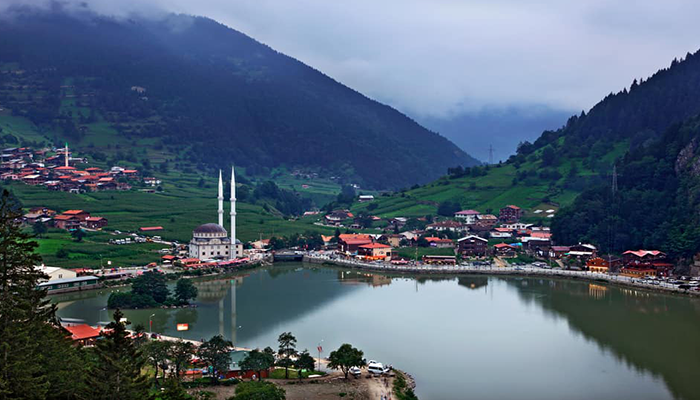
(0, 7, 477, 189)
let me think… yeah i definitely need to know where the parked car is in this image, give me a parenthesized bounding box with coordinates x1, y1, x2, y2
(349, 366, 361, 377)
(367, 360, 390, 375)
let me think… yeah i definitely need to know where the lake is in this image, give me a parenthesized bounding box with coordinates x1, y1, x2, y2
(54, 263, 700, 400)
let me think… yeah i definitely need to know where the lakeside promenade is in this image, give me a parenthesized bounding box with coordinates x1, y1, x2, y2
(303, 254, 700, 297)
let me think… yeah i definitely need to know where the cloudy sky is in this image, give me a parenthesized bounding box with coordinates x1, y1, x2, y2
(3, 0, 700, 158)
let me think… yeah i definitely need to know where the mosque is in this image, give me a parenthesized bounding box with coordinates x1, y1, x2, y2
(189, 167, 243, 260)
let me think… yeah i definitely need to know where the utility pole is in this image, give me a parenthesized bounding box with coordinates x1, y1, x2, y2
(611, 164, 618, 196)
(487, 145, 494, 165)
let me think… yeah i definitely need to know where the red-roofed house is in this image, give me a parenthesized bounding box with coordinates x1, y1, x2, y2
(62, 209, 90, 221)
(140, 226, 164, 232)
(83, 216, 108, 229)
(53, 214, 81, 230)
(454, 210, 481, 224)
(425, 237, 455, 248)
(493, 243, 517, 257)
(499, 205, 522, 223)
(490, 227, 513, 238)
(64, 324, 101, 345)
(358, 243, 392, 260)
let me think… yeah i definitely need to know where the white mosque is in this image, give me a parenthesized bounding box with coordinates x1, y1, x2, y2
(189, 167, 243, 260)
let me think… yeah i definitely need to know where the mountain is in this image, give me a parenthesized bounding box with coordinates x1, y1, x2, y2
(349, 49, 700, 254)
(0, 7, 478, 189)
(419, 106, 571, 163)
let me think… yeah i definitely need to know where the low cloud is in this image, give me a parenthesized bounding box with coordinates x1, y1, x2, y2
(3, 0, 700, 118)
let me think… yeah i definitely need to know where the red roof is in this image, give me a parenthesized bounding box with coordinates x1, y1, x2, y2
(359, 243, 391, 249)
(86, 217, 106, 221)
(343, 239, 374, 245)
(123, 170, 138, 173)
(623, 250, 664, 257)
(455, 210, 480, 215)
(65, 324, 101, 341)
(493, 228, 512, 232)
(494, 243, 514, 249)
(161, 255, 177, 260)
(339, 234, 372, 241)
(139, 226, 163, 231)
(54, 166, 76, 171)
(54, 215, 78, 221)
(63, 210, 86, 215)
(504, 205, 521, 210)
(531, 232, 552, 239)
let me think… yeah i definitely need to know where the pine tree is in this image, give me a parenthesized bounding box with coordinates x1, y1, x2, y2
(83, 309, 149, 400)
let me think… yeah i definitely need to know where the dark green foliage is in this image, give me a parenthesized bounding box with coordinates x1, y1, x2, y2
(239, 349, 275, 382)
(83, 309, 150, 399)
(144, 340, 172, 385)
(169, 341, 196, 381)
(174, 278, 199, 305)
(552, 116, 700, 260)
(132, 270, 170, 303)
(277, 332, 298, 379)
(0, 10, 476, 189)
(231, 381, 285, 400)
(32, 221, 47, 237)
(327, 344, 366, 379)
(295, 350, 316, 379)
(437, 201, 461, 216)
(197, 335, 233, 383)
(70, 228, 86, 242)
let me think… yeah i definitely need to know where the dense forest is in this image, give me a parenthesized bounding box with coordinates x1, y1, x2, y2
(552, 115, 700, 260)
(0, 6, 477, 189)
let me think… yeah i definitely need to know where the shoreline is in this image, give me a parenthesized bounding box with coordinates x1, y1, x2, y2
(302, 255, 700, 298)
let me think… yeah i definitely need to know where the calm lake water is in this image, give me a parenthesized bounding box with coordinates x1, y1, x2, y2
(55, 263, 700, 400)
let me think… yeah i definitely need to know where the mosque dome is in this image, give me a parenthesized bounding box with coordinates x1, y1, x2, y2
(193, 223, 227, 235)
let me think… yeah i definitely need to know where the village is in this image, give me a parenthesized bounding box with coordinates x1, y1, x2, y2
(1, 145, 161, 192)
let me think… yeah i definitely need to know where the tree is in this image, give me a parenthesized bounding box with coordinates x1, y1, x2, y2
(84, 309, 150, 399)
(276, 332, 298, 379)
(70, 228, 86, 242)
(168, 341, 195, 381)
(132, 270, 170, 304)
(327, 343, 366, 379)
(55, 247, 69, 259)
(541, 146, 556, 167)
(233, 381, 285, 400)
(295, 350, 315, 380)
(144, 340, 172, 385)
(437, 201, 460, 217)
(32, 221, 47, 237)
(174, 278, 198, 305)
(239, 349, 275, 382)
(197, 335, 232, 383)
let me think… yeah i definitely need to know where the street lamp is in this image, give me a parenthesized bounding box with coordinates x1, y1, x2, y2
(149, 313, 156, 336)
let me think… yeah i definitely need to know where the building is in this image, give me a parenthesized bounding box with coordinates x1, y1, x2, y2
(358, 243, 392, 260)
(454, 210, 481, 224)
(380, 234, 403, 248)
(499, 205, 522, 223)
(62, 209, 90, 221)
(493, 243, 517, 257)
(189, 168, 242, 260)
(83, 216, 108, 230)
(621, 250, 673, 277)
(53, 214, 81, 230)
(37, 275, 100, 294)
(425, 237, 455, 248)
(548, 246, 571, 259)
(586, 256, 621, 273)
(325, 210, 353, 225)
(476, 214, 498, 229)
(36, 265, 77, 281)
(358, 195, 375, 202)
(569, 243, 597, 259)
(490, 227, 513, 238)
(64, 324, 102, 345)
(422, 255, 457, 265)
(338, 234, 373, 254)
(457, 235, 488, 257)
(426, 220, 467, 233)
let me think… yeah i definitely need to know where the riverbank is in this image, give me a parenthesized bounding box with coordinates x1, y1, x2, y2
(303, 255, 700, 298)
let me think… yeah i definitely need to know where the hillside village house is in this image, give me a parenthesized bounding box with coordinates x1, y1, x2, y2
(425, 237, 455, 248)
(586, 256, 622, 273)
(53, 214, 81, 230)
(501, 222, 533, 231)
(325, 210, 353, 226)
(476, 214, 499, 229)
(338, 234, 373, 254)
(454, 209, 481, 225)
(36, 265, 77, 281)
(358, 243, 392, 260)
(548, 246, 571, 259)
(358, 194, 375, 202)
(379, 234, 403, 248)
(568, 243, 597, 259)
(62, 209, 90, 221)
(493, 243, 518, 257)
(499, 205, 522, 223)
(621, 250, 673, 277)
(490, 227, 513, 238)
(426, 220, 467, 233)
(84, 216, 108, 229)
(457, 235, 488, 257)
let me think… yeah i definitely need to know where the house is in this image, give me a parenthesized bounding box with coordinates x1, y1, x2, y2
(83, 216, 108, 230)
(454, 210, 481, 224)
(424, 237, 455, 248)
(338, 234, 373, 254)
(499, 205, 522, 223)
(548, 246, 571, 259)
(501, 222, 533, 231)
(457, 235, 488, 257)
(358, 195, 375, 202)
(53, 214, 81, 230)
(63, 324, 102, 345)
(37, 275, 100, 294)
(490, 227, 513, 238)
(61, 209, 90, 221)
(325, 210, 353, 225)
(521, 236, 551, 253)
(387, 217, 407, 230)
(621, 250, 673, 277)
(568, 244, 597, 259)
(426, 220, 467, 233)
(36, 265, 77, 281)
(622, 250, 667, 265)
(380, 234, 403, 248)
(493, 243, 517, 258)
(358, 243, 392, 260)
(161, 255, 178, 264)
(476, 214, 498, 229)
(422, 255, 457, 265)
(586, 256, 621, 273)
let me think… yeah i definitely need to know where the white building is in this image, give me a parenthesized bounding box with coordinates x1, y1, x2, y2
(189, 168, 242, 260)
(35, 265, 77, 282)
(454, 209, 481, 225)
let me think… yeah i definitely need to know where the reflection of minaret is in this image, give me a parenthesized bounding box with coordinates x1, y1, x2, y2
(64, 142, 69, 167)
(231, 279, 237, 346)
(218, 170, 224, 227)
(218, 297, 224, 337)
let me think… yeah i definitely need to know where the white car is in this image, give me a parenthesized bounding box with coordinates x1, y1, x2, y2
(367, 360, 390, 375)
(349, 366, 361, 377)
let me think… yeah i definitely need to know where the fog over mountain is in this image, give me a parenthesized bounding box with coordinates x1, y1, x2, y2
(3, 0, 700, 159)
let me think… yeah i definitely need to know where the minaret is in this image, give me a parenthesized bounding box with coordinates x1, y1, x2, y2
(64, 142, 69, 167)
(230, 166, 237, 259)
(217, 170, 224, 227)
